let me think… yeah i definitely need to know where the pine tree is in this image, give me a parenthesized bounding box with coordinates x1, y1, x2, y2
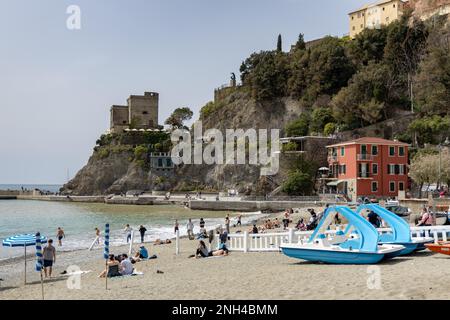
(277, 34, 282, 52)
(294, 33, 306, 51)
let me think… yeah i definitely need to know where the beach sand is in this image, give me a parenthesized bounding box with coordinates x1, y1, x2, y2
(1, 209, 450, 300)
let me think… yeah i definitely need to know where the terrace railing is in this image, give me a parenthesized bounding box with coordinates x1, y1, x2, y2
(223, 225, 450, 252)
(357, 154, 374, 161)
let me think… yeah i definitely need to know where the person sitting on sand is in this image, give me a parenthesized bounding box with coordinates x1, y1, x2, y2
(98, 254, 121, 278)
(417, 207, 433, 227)
(119, 254, 134, 276)
(251, 224, 258, 234)
(197, 227, 208, 239)
(194, 240, 228, 258)
(139, 245, 149, 259)
(296, 218, 307, 231)
(306, 209, 318, 231)
(273, 218, 280, 228)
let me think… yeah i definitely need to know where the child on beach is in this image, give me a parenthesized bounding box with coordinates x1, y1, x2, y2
(56, 227, 65, 246)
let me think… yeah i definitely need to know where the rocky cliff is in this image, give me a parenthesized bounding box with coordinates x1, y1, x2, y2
(61, 87, 416, 196)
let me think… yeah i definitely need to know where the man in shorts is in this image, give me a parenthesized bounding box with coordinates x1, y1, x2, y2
(43, 239, 56, 278)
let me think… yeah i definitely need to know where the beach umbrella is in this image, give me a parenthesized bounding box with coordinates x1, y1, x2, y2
(104, 223, 110, 290)
(2, 233, 48, 284)
(35, 232, 44, 299)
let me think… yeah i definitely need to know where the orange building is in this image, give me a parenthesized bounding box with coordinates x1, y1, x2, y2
(326, 137, 409, 201)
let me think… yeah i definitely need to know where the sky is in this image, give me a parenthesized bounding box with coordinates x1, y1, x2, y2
(0, 0, 368, 184)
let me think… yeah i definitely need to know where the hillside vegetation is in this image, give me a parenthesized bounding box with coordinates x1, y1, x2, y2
(203, 13, 450, 144)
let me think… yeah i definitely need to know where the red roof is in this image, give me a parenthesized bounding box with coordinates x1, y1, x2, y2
(327, 137, 409, 148)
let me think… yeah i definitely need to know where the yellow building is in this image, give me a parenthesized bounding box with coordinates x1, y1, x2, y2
(349, 0, 409, 38)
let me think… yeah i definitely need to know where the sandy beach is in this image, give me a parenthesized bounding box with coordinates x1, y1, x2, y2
(1, 209, 450, 300)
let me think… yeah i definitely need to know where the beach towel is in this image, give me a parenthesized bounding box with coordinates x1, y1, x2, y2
(60, 270, 92, 277)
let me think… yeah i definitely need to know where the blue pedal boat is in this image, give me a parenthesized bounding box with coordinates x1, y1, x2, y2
(280, 206, 404, 264)
(356, 204, 434, 256)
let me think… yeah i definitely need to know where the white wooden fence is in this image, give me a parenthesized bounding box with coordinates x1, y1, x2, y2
(223, 225, 450, 252)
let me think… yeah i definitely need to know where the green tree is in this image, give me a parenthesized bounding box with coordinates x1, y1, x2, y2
(408, 115, 450, 146)
(331, 62, 389, 128)
(277, 34, 282, 53)
(240, 51, 289, 100)
(294, 37, 355, 103)
(165, 107, 194, 130)
(285, 113, 310, 137)
(310, 107, 334, 134)
(293, 33, 306, 51)
(414, 40, 450, 115)
(323, 122, 337, 136)
(282, 170, 314, 196)
(347, 27, 388, 66)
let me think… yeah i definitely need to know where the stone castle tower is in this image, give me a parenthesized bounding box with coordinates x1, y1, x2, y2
(110, 92, 159, 133)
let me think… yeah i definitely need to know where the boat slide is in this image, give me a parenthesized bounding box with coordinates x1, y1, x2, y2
(280, 206, 404, 264)
(356, 204, 433, 255)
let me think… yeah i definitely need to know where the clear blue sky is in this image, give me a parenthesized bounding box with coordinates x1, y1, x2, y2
(0, 0, 367, 184)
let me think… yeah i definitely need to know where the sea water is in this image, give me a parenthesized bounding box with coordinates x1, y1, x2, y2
(0, 199, 263, 261)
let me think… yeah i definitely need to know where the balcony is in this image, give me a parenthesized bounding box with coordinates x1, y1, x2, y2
(358, 172, 372, 178)
(357, 154, 374, 161)
(328, 155, 338, 162)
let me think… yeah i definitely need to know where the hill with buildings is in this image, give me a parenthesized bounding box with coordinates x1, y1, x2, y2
(62, 10, 450, 196)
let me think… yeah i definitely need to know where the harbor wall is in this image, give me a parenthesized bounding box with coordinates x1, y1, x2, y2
(189, 200, 324, 212)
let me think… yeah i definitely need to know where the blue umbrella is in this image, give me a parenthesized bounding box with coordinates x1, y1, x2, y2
(104, 224, 110, 290)
(2, 233, 48, 284)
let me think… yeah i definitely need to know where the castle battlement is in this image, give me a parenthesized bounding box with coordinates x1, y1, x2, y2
(110, 92, 159, 133)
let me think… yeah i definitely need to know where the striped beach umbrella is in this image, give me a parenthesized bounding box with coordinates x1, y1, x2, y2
(2, 233, 48, 284)
(35, 233, 44, 272)
(35, 232, 44, 299)
(104, 223, 110, 290)
(104, 223, 110, 259)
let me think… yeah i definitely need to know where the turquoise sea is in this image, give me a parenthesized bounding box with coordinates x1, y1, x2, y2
(0, 199, 261, 261)
(0, 184, 62, 193)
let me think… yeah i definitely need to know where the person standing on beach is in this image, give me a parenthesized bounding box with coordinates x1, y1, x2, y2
(282, 210, 290, 230)
(186, 218, 194, 240)
(43, 239, 56, 278)
(199, 218, 205, 229)
(139, 225, 147, 243)
(237, 214, 242, 226)
(124, 224, 133, 243)
(94, 227, 101, 244)
(56, 227, 65, 246)
(174, 219, 179, 234)
(225, 214, 230, 234)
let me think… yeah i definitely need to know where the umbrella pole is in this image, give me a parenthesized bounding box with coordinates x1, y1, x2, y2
(24, 245, 27, 285)
(40, 270, 44, 300)
(105, 260, 108, 290)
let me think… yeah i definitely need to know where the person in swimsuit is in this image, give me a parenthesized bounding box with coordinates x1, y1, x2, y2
(56, 227, 65, 246)
(43, 239, 56, 278)
(174, 219, 179, 234)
